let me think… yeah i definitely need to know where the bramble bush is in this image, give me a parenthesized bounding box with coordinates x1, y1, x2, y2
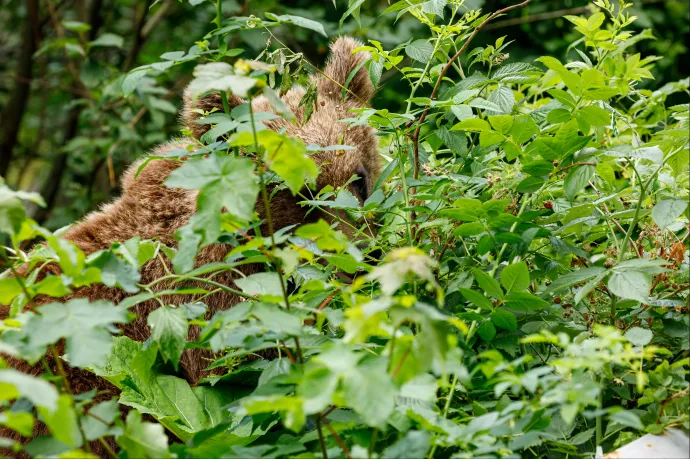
(1, 0, 689, 457)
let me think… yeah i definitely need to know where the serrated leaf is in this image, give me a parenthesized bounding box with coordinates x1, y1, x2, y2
(405, 39, 435, 62)
(147, 306, 188, 370)
(652, 199, 688, 230)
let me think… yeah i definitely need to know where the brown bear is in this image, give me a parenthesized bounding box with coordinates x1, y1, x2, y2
(0, 36, 379, 456)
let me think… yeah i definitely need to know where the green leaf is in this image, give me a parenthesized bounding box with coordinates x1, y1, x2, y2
(0, 278, 23, 304)
(504, 293, 550, 311)
(468, 98, 503, 113)
(536, 56, 582, 95)
(118, 411, 172, 458)
(234, 272, 284, 298)
(90, 33, 124, 48)
(471, 268, 504, 300)
(344, 358, 397, 429)
(522, 160, 554, 176)
(564, 165, 595, 200)
(509, 114, 539, 144)
(339, 0, 366, 26)
(230, 130, 317, 194)
(546, 108, 572, 124)
(269, 13, 327, 36)
(187, 62, 257, 98)
(454, 222, 485, 237)
(488, 115, 513, 134)
(477, 320, 496, 341)
(122, 69, 148, 96)
(608, 271, 650, 303)
(652, 199, 688, 230)
(405, 39, 434, 62)
(516, 176, 545, 193)
(458, 288, 493, 311)
(500, 262, 530, 293)
(490, 309, 517, 332)
(451, 118, 491, 132)
(578, 105, 609, 127)
(20, 299, 127, 368)
(147, 306, 188, 370)
(37, 394, 80, 447)
(88, 250, 141, 293)
(0, 411, 34, 437)
(381, 430, 432, 458)
(165, 153, 259, 224)
(609, 410, 644, 431)
(252, 302, 302, 336)
(625, 327, 653, 347)
(544, 267, 607, 294)
(0, 369, 59, 411)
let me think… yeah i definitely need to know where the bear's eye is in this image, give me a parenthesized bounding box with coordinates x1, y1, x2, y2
(352, 167, 368, 201)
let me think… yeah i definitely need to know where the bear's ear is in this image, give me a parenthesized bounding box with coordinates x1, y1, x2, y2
(180, 86, 244, 139)
(317, 37, 374, 104)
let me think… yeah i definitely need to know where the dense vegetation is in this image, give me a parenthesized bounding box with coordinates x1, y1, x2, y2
(1, 0, 689, 457)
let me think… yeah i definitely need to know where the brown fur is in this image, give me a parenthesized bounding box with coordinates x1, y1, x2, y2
(0, 37, 379, 456)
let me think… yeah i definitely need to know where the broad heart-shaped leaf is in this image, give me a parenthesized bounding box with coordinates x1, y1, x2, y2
(405, 39, 434, 62)
(490, 309, 517, 332)
(230, 130, 318, 194)
(564, 164, 595, 200)
(118, 411, 172, 458)
(147, 306, 188, 370)
(471, 268, 504, 300)
(17, 299, 127, 368)
(500, 262, 530, 293)
(165, 152, 259, 223)
(607, 270, 650, 303)
(0, 369, 59, 412)
(652, 199, 688, 230)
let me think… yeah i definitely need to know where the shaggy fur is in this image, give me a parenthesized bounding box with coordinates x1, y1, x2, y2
(0, 37, 379, 456)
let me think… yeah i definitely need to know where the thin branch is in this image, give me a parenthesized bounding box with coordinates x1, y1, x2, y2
(320, 415, 352, 459)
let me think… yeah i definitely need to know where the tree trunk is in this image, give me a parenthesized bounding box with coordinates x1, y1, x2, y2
(33, 0, 104, 224)
(0, 0, 40, 178)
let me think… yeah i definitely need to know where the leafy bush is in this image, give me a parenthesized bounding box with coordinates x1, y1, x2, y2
(1, 0, 688, 457)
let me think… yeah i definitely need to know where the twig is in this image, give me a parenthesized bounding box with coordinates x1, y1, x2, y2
(658, 387, 690, 422)
(411, 0, 533, 180)
(315, 417, 329, 459)
(320, 415, 352, 459)
(485, 0, 664, 30)
(550, 161, 597, 176)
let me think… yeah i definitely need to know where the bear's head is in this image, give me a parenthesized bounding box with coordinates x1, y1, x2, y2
(180, 37, 380, 241)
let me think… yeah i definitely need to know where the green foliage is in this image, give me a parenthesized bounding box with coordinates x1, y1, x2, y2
(1, 1, 689, 458)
